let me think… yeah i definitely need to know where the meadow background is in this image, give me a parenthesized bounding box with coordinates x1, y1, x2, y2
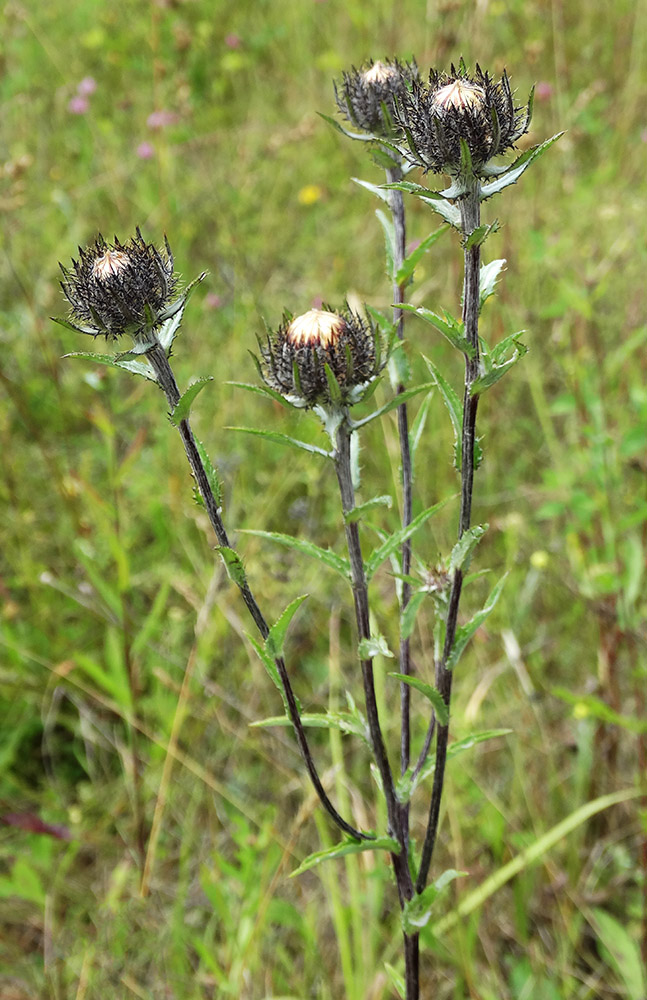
(1, 0, 646, 997)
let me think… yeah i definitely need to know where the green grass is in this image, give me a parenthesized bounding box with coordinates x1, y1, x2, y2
(1, 0, 646, 996)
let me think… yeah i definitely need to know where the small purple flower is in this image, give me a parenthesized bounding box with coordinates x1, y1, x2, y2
(310, 295, 323, 309)
(77, 76, 97, 97)
(136, 141, 155, 160)
(535, 81, 553, 102)
(68, 95, 89, 115)
(205, 292, 222, 309)
(147, 109, 179, 130)
(225, 33, 241, 48)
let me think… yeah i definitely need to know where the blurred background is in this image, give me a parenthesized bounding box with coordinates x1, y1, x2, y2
(1, 0, 645, 997)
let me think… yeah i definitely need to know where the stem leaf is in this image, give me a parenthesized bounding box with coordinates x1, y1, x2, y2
(266, 594, 309, 659)
(344, 495, 393, 524)
(352, 383, 434, 430)
(402, 870, 467, 934)
(352, 176, 391, 204)
(400, 589, 426, 638)
(227, 426, 331, 459)
(194, 436, 223, 508)
(471, 332, 527, 396)
(399, 728, 512, 800)
(480, 132, 565, 200)
(389, 672, 449, 726)
(358, 634, 394, 660)
(215, 546, 246, 588)
(403, 305, 474, 358)
(448, 524, 488, 574)
(169, 376, 213, 426)
(479, 258, 507, 311)
(290, 835, 400, 878)
(395, 226, 448, 285)
(241, 530, 350, 579)
(365, 496, 449, 581)
(251, 710, 370, 745)
(375, 208, 396, 281)
(62, 351, 157, 381)
(446, 574, 508, 670)
(227, 380, 302, 410)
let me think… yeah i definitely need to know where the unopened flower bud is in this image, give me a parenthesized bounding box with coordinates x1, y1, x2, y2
(396, 61, 532, 176)
(59, 229, 177, 340)
(334, 58, 420, 137)
(259, 307, 384, 408)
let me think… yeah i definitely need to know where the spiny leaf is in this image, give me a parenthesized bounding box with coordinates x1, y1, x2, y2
(194, 436, 223, 508)
(402, 305, 474, 358)
(227, 426, 331, 459)
(402, 870, 467, 934)
(352, 176, 391, 204)
(389, 672, 449, 725)
(479, 259, 507, 311)
(395, 226, 448, 285)
(62, 351, 157, 381)
(365, 497, 449, 581)
(241, 530, 350, 579)
(290, 836, 399, 878)
(358, 634, 394, 660)
(464, 221, 499, 250)
(265, 595, 309, 660)
(216, 546, 246, 587)
(480, 132, 565, 200)
(448, 524, 488, 574)
(170, 376, 213, 426)
(344, 495, 392, 524)
(227, 380, 301, 410)
(446, 574, 508, 670)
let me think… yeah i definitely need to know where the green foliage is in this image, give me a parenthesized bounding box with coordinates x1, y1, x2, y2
(290, 836, 400, 878)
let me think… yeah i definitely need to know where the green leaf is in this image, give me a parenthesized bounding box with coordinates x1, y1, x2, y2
(383, 181, 463, 227)
(384, 964, 405, 997)
(446, 574, 507, 670)
(464, 221, 499, 249)
(157, 271, 207, 350)
(395, 226, 448, 285)
(387, 339, 411, 391)
(227, 380, 301, 410)
(479, 259, 506, 311)
(409, 391, 433, 483)
(324, 362, 343, 406)
(400, 728, 512, 800)
(402, 305, 474, 358)
(431, 787, 641, 937)
(63, 350, 157, 381)
(194, 436, 223, 508)
(247, 634, 289, 711)
(227, 426, 331, 459)
(365, 497, 449, 581)
(352, 176, 391, 204)
(448, 524, 488, 574)
(266, 595, 308, 659)
(587, 907, 646, 999)
(423, 354, 485, 470)
(358, 634, 394, 660)
(480, 132, 565, 199)
(317, 110, 375, 142)
(375, 208, 396, 280)
(400, 589, 426, 638)
(290, 836, 399, 878)
(251, 710, 370, 745)
(352, 383, 434, 429)
(402, 870, 467, 934)
(216, 546, 247, 588)
(471, 332, 527, 396)
(241, 530, 350, 579)
(344, 495, 392, 524)
(389, 672, 449, 725)
(170, 376, 213, 426)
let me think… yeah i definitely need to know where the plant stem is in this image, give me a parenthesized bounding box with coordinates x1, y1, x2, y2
(416, 183, 481, 894)
(145, 342, 370, 842)
(333, 415, 419, 1000)
(387, 163, 421, 1000)
(386, 164, 414, 781)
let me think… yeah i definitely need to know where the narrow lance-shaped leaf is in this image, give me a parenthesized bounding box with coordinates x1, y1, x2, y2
(62, 351, 157, 382)
(344, 495, 392, 524)
(408, 390, 433, 483)
(227, 426, 332, 459)
(389, 672, 449, 726)
(352, 383, 434, 430)
(480, 132, 565, 200)
(464, 220, 499, 250)
(290, 835, 400, 878)
(216, 546, 246, 587)
(247, 634, 293, 715)
(402, 870, 467, 934)
(395, 226, 448, 285)
(403, 305, 474, 359)
(170, 376, 213, 426)
(448, 524, 488, 574)
(479, 259, 506, 311)
(194, 436, 223, 509)
(241, 530, 350, 579)
(227, 380, 302, 410)
(352, 176, 392, 204)
(446, 573, 508, 670)
(400, 588, 426, 638)
(251, 710, 370, 745)
(265, 594, 309, 659)
(471, 333, 527, 396)
(365, 496, 450, 580)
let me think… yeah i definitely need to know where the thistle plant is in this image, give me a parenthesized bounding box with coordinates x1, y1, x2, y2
(54, 57, 561, 999)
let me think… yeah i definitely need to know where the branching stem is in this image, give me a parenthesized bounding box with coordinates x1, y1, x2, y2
(146, 342, 370, 842)
(416, 183, 482, 894)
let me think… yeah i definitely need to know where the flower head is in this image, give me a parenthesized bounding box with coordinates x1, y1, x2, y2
(259, 307, 384, 408)
(334, 58, 420, 137)
(396, 61, 532, 176)
(59, 229, 177, 340)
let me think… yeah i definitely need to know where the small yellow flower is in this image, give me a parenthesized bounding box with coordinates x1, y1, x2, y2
(298, 184, 324, 206)
(530, 550, 549, 569)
